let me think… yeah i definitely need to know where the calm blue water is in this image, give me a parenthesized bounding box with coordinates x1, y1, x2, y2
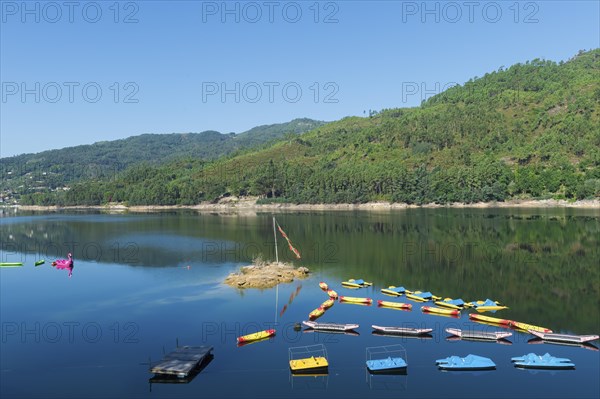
(1, 210, 598, 398)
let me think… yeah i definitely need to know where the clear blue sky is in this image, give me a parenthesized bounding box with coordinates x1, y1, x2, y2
(1, 0, 598, 156)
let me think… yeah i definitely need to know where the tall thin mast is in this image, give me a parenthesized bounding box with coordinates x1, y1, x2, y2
(273, 216, 279, 263)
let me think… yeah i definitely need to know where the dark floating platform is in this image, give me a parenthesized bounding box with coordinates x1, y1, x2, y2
(150, 346, 213, 379)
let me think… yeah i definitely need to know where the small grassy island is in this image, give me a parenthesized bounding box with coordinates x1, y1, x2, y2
(224, 257, 310, 289)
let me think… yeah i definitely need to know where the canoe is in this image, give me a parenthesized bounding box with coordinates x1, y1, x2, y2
(0, 262, 24, 267)
(422, 306, 460, 316)
(290, 356, 328, 372)
(321, 299, 335, 309)
(339, 296, 372, 305)
(528, 330, 599, 344)
(326, 289, 338, 299)
(378, 300, 411, 310)
(380, 286, 406, 296)
(469, 313, 511, 325)
(34, 260, 45, 266)
(366, 356, 407, 372)
(342, 279, 372, 288)
(309, 307, 325, 319)
(511, 353, 575, 369)
(434, 298, 465, 309)
(446, 328, 512, 341)
(237, 329, 275, 344)
(303, 321, 359, 331)
(319, 281, 328, 291)
(436, 354, 496, 371)
(372, 325, 433, 336)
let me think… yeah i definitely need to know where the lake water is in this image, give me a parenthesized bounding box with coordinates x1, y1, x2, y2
(1, 208, 599, 398)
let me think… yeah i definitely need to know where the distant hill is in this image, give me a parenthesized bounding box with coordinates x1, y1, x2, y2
(18, 49, 600, 206)
(0, 118, 326, 202)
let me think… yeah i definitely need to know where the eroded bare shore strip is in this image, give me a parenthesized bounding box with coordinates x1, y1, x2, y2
(11, 197, 600, 213)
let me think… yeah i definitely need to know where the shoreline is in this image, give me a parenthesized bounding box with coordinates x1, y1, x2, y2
(6, 198, 599, 212)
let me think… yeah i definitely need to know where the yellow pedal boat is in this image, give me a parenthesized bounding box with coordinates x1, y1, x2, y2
(290, 356, 329, 372)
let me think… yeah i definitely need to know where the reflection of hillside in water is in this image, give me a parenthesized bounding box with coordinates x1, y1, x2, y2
(0, 215, 243, 267)
(2, 209, 598, 332)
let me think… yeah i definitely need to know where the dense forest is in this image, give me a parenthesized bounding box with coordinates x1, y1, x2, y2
(0, 118, 325, 201)
(14, 49, 600, 206)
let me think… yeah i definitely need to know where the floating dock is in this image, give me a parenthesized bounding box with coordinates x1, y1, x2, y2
(150, 346, 213, 378)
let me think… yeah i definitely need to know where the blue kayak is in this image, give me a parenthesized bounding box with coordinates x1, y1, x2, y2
(511, 353, 575, 369)
(366, 356, 407, 372)
(436, 355, 496, 370)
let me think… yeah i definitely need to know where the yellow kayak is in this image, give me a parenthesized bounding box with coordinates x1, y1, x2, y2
(290, 356, 328, 372)
(509, 320, 553, 333)
(339, 296, 372, 305)
(421, 306, 460, 316)
(237, 329, 275, 344)
(469, 313, 510, 325)
(309, 306, 325, 319)
(319, 281, 329, 291)
(327, 289, 338, 299)
(377, 300, 412, 310)
(321, 299, 335, 309)
(469, 314, 552, 333)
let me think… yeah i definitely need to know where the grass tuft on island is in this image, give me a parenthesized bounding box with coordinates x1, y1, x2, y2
(224, 256, 310, 289)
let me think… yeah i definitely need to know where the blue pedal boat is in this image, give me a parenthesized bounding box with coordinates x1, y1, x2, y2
(436, 354, 496, 371)
(511, 353, 575, 369)
(366, 356, 408, 372)
(366, 344, 408, 374)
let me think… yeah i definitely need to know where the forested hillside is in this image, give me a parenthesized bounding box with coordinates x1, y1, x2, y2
(0, 118, 325, 203)
(19, 49, 600, 206)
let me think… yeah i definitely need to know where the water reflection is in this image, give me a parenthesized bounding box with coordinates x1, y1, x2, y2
(51, 252, 74, 277)
(2, 209, 599, 333)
